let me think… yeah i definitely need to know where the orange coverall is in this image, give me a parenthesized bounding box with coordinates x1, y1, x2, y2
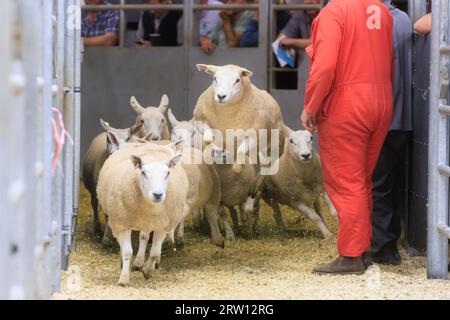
(304, 0, 394, 257)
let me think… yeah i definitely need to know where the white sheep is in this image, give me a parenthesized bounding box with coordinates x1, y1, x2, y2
(130, 94, 170, 141)
(167, 109, 225, 248)
(82, 118, 142, 237)
(193, 64, 285, 164)
(97, 142, 189, 286)
(204, 140, 261, 240)
(259, 126, 337, 238)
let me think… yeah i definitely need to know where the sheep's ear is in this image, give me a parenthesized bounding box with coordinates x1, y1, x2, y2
(282, 124, 294, 138)
(240, 68, 253, 78)
(130, 96, 145, 115)
(158, 94, 169, 114)
(167, 139, 184, 152)
(99, 118, 110, 131)
(106, 131, 119, 149)
(168, 154, 182, 168)
(196, 64, 217, 75)
(131, 155, 143, 169)
(167, 109, 179, 128)
(130, 116, 144, 135)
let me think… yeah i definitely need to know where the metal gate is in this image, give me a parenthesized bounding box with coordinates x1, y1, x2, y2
(427, 0, 450, 280)
(0, 0, 81, 299)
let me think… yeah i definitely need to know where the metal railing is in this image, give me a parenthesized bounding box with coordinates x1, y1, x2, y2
(0, 0, 81, 299)
(427, 0, 450, 280)
(81, 2, 323, 48)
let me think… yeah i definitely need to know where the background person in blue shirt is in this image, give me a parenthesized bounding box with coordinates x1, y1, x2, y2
(370, 0, 413, 265)
(82, 0, 120, 46)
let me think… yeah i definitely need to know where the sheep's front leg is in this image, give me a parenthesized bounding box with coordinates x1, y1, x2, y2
(116, 230, 133, 286)
(102, 219, 114, 248)
(218, 205, 236, 241)
(229, 206, 240, 230)
(91, 195, 102, 236)
(192, 208, 203, 230)
(297, 203, 332, 239)
(175, 218, 185, 245)
(314, 199, 330, 230)
(270, 200, 286, 233)
(204, 204, 225, 249)
(142, 231, 166, 280)
(132, 231, 150, 271)
(324, 193, 338, 221)
(174, 205, 191, 248)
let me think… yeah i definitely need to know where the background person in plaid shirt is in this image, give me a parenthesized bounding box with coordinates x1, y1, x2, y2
(82, 0, 120, 46)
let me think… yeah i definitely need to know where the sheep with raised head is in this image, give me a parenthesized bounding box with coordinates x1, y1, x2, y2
(259, 126, 337, 238)
(82, 118, 142, 237)
(166, 109, 224, 248)
(97, 142, 189, 286)
(193, 64, 285, 164)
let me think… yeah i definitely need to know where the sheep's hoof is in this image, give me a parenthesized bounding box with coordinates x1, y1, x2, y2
(322, 231, 333, 240)
(175, 240, 184, 250)
(141, 268, 151, 280)
(225, 233, 236, 242)
(102, 238, 114, 249)
(117, 275, 129, 287)
(132, 260, 144, 272)
(212, 237, 225, 249)
(93, 224, 103, 238)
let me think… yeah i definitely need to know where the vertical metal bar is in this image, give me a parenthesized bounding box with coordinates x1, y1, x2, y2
(427, 0, 449, 280)
(21, 0, 40, 298)
(52, 0, 64, 292)
(119, 0, 125, 47)
(71, 0, 82, 253)
(409, 0, 427, 23)
(260, 0, 269, 90)
(0, 0, 13, 300)
(62, 0, 75, 270)
(184, 0, 193, 119)
(7, 1, 28, 300)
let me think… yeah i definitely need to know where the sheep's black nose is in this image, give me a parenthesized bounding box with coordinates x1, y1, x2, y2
(301, 153, 311, 160)
(217, 94, 227, 102)
(153, 193, 163, 200)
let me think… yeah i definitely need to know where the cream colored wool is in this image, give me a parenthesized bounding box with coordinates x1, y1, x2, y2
(193, 65, 285, 153)
(97, 143, 189, 237)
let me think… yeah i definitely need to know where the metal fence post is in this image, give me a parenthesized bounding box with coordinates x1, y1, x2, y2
(427, 0, 450, 280)
(0, 0, 14, 300)
(71, 0, 82, 254)
(409, 0, 427, 23)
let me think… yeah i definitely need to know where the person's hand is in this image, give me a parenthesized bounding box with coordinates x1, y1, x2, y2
(200, 37, 216, 55)
(220, 10, 233, 20)
(301, 110, 317, 133)
(279, 36, 293, 48)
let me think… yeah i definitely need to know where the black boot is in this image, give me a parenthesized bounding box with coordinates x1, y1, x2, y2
(371, 242, 401, 265)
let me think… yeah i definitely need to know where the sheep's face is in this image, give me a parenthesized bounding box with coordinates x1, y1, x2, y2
(106, 129, 133, 155)
(100, 118, 143, 155)
(196, 64, 253, 105)
(287, 130, 314, 162)
(131, 154, 182, 203)
(171, 124, 197, 147)
(130, 95, 169, 141)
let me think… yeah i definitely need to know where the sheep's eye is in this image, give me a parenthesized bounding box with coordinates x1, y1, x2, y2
(214, 77, 217, 83)
(235, 78, 240, 84)
(310, 137, 314, 142)
(141, 171, 147, 178)
(166, 172, 170, 179)
(289, 138, 294, 144)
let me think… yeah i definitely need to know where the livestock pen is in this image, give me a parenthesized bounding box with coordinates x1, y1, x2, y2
(0, 0, 449, 300)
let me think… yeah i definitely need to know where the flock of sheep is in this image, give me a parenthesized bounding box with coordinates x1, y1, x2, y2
(82, 64, 337, 286)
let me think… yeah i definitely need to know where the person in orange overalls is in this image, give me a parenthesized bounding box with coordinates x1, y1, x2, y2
(301, 0, 394, 275)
